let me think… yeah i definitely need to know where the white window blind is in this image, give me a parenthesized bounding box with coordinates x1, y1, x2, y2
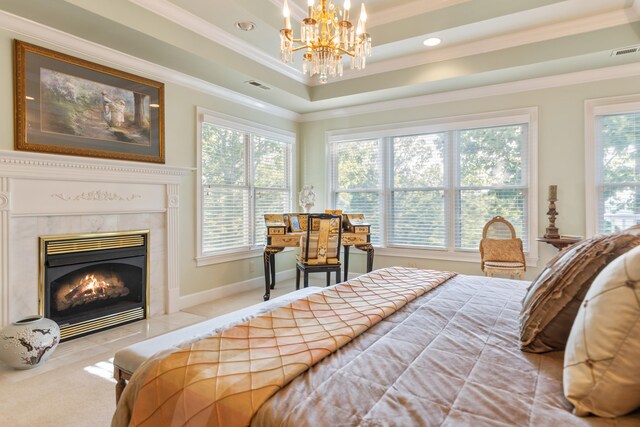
(328, 111, 534, 256)
(456, 125, 529, 250)
(253, 135, 293, 246)
(200, 116, 293, 257)
(202, 124, 249, 252)
(329, 139, 382, 245)
(390, 133, 447, 248)
(595, 110, 640, 233)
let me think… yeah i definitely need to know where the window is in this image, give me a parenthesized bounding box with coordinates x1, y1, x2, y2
(586, 97, 640, 235)
(197, 110, 294, 264)
(328, 109, 537, 261)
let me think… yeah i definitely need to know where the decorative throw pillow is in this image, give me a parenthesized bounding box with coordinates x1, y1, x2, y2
(563, 245, 640, 417)
(480, 238, 524, 263)
(624, 224, 640, 234)
(519, 232, 640, 353)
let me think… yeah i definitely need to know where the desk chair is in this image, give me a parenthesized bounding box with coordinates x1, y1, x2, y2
(296, 214, 342, 289)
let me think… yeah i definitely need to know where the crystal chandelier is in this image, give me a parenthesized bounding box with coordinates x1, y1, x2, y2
(280, 0, 372, 84)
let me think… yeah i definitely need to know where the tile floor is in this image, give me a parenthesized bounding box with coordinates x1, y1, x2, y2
(0, 278, 325, 427)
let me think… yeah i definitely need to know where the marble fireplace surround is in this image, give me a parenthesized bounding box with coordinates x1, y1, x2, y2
(0, 150, 192, 328)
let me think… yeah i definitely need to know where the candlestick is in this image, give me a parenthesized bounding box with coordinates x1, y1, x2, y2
(283, 0, 291, 29)
(544, 199, 560, 239)
(548, 184, 557, 201)
(359, 3, 367, 33)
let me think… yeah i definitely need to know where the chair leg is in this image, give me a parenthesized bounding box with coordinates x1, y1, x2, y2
(304, 271, 309, 288)
(326, 271, 330, 287)
(336, 268, 340, 284)
(296, 267, 301, 290)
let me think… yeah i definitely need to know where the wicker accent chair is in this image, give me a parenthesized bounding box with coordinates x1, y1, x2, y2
(479, 216, 526, 279)
(296, 214, 342, 289)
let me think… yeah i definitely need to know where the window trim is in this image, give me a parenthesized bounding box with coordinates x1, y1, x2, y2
(585, 95, 640, 238)
(326, 107, 538, 265)
(196, 107, 296, 266)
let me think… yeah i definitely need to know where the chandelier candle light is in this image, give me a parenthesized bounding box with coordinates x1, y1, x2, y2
(280, 0, 372, 83)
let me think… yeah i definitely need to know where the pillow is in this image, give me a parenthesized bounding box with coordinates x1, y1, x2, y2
(481, 238, 524, 263)
(519, 232, 640, 353)
(624, 224, 640, 234)
(563, 245, 640, 417)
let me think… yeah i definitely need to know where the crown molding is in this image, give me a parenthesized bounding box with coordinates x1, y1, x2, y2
(0, 10, 300, 121)
(314, 7, 640, 85)
(2, 6, 638, 125)
(300, 62, 640, 122)
(129, 0, 308, 84)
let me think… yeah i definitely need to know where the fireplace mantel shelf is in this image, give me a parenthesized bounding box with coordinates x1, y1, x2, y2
(0, 150, 193, 184)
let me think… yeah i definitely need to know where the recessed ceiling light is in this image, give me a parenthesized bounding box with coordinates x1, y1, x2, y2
(423, 37, 441, 47)
(235, 21, 256, 31)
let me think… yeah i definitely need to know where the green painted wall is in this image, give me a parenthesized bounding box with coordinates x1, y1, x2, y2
(299, 76, 640, 280)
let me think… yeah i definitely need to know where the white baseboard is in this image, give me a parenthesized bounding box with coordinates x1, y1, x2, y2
(178, 269, 296, 310)
(178, 269, 364, 311)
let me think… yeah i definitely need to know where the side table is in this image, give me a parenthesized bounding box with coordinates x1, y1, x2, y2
(536, 237, 581, 250)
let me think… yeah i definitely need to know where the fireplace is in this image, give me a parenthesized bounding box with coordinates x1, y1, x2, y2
(39, 230, 149, 341)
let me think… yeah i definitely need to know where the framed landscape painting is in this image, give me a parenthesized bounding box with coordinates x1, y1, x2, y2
(14, 40, 165, 163)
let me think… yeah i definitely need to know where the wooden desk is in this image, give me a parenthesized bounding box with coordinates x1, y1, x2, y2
(536, 237, 581, 250)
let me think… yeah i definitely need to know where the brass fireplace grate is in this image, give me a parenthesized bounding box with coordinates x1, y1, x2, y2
(60, 307, 145, 340)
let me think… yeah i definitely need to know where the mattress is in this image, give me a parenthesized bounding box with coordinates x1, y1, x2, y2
(251, 274, 640, 426)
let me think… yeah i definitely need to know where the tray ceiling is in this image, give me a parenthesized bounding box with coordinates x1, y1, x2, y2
(1, 0, 639, 114)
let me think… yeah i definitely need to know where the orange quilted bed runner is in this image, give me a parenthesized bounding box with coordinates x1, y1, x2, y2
(114, 267, 455, 427)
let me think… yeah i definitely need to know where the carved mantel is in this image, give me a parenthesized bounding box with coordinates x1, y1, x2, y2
(0, 150, 192, 326)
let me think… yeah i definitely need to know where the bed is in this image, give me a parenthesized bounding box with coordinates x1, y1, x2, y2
(112, 267, 640, 426)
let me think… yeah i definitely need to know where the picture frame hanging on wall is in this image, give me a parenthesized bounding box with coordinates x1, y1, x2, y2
(14, 40, 165, 163)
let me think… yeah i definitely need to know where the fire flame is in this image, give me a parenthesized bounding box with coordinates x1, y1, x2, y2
(54, 271, 129, 311)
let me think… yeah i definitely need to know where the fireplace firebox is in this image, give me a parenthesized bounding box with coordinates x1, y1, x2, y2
(39, 231, 149, 341)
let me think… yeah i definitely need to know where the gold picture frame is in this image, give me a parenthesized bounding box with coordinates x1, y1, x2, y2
(14, 40, 165, 163)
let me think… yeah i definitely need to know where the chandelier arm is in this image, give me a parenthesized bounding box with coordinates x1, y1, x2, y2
(335, 47, 356, 57)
